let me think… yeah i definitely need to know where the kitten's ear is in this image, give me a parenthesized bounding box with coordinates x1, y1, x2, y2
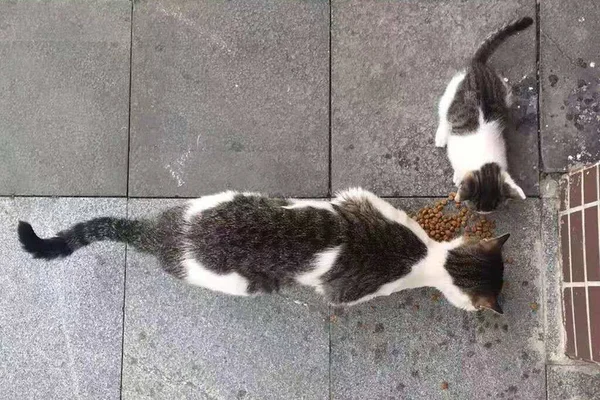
(455, 173, 476, 202)
(475, 296, 504, 315)
(481, 233, 510, 252)
(502, 172, 526, 200)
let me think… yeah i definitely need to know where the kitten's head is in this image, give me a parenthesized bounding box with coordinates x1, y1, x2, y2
(442, 234, 510, 314)
(455, 163, 526, 213)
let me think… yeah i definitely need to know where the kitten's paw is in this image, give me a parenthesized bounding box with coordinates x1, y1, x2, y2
(435, 127, 448, 148)
(453, 172, 461, 186)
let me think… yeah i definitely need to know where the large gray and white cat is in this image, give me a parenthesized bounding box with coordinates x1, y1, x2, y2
(18, 189, 508, 313)
(435, 17, 533, 213)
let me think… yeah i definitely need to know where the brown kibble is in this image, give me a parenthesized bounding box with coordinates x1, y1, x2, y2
(441, 381, 449, 390)
(417, 196, 497, 244)
(505, 257, 514, 264)
(330, 315, 337, 323)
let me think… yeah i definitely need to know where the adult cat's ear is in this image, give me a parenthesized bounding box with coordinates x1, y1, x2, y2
(455, 172, 476, 202)
(475, 296, 503, 315)
(502, 171, 526, 200)
(481, 233, 510, 252)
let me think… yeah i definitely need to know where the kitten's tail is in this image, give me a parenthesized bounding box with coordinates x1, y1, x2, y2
(18, 217, 155, 260)
(472, 17, 533, 64)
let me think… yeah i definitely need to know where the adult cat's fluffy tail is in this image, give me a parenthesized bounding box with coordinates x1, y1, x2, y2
(473, 17, 533, 64)
(18, 218, 154, 260)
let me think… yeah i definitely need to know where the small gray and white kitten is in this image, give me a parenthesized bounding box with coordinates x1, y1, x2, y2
(435, 17, 533, 213)
(18, 189, 509, 313)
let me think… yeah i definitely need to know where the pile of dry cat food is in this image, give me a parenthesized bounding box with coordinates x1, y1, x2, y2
(411, 193, 496, 242)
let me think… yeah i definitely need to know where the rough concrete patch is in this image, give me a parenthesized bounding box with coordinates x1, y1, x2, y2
(547, 364, 600, 400)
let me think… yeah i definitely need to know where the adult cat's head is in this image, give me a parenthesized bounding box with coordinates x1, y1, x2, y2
(455, 163, 525, 213)
(441, 234, 510, 314)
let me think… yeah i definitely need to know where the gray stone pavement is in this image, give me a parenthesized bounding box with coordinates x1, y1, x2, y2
(1, 0, 600, 399)
(540, 0, 600, 172)
(0, 1, 131, 196)
(0, 198, 126, 399)
(129, 1, 330, 197)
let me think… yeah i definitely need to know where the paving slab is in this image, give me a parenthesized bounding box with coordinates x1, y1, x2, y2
(0, 1, 131, 196)
(331, 0, 538, 197)
(541, 176, 567, 362)
(129, 0, 329, 198)
(540, 0, 600, 172)
(122, 199, 330, 400)
(0, 198, 126, 399)
(547, 364, 600, 400)
(330, 198, 545, 400)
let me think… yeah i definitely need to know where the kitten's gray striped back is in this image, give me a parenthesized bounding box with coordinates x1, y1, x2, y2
(447, 17, 533, 135)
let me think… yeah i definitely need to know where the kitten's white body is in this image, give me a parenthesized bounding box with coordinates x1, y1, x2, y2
(435, 71, 467, 149)
(447, 118, 507, 185)
(435, 72, 508, 184)
(179, 188, 475, 310)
